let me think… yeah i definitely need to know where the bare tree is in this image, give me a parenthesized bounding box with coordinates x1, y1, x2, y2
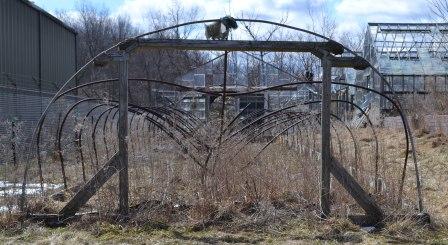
(145, 0, 200, 39)
(238, 12, 290, 86)
(114, 15, 136, 41)
(58, 3, 136, 65)
(338, 28, 366, 53)
(136, 1, 205, 81)
(305, 1, 337, 39)
(57, 0, 207, 104)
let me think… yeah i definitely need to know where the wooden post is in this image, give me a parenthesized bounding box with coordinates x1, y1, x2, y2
(117, 53, 129, 216)
(320, 55, 332, 218)
(219, 51, 228, 139)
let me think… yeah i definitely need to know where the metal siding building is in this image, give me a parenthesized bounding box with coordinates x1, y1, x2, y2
(40, 13, 77, 90)
(0, 0, 40, 88)
(0, 0, 77, 129)
(1, 0, 77, 88)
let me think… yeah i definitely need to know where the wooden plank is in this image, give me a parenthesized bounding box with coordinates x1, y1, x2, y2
(331, 56, 370, 70)
(59, 153, 120, 218)
(320, 56, 332, 218)
(330, 157, 383, 220)
(118, 53, 129, 216)
(121, 39, 344, 55)
(311, 50, 370, 70)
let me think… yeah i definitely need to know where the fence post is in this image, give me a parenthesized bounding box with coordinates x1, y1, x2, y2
(320, 54, 332, 218)
(117, 52, 129, 216)
(11, 121, 17, 166)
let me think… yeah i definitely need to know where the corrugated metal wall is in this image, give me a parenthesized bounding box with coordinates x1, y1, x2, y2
(40, 14, 77, 90)
(0, 0, 77, 88)
(0, 0, 77, 158)
(0, 0, 40, 89)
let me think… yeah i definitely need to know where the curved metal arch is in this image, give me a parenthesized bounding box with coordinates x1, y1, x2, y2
(74, 104, 116, 174)
(131, 111, 148, 155)
(32, 18, 399, 148)
(229, 99, 378, 181)
(22, 17, 423, 213)
(44, 78, 216, 154)
(209, 79, 417, 193)
(224, 104, 298, 141)
(63, 79, 416, 210)
(39, 102, 110, 190)
(226, 109, 347, 169)
(101, 107, 119, 159)
(333, 100, 380, 193)
(55, 100, 116, 182)
(227, 81, 413, 189)
(92, 105, 119, 168)
(52, 83, 382, 178)
(96, 104, 207, 167)
(224, 113, 357, 180)
(240, 115, 321, 170)
(56, 98, 205, 170)
(124, 104, 207, 157)
(34, 18, 410, 162)
(128, 109, 139, 158)
(306, 99, 378, 184)
(143, 107, 208, 152)
(43, 77, 413, 180)
(230, 111, 310, 147)
(56, 98, 103, 189)
(236, 113, 319, 162)
(152, 105, 202, 134)
(247, 112, 356, 169)
(127, 107, 204, 168)
(328, 114, 360, 179)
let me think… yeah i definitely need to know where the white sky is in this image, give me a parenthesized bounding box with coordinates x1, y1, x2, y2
(32, 0, 433, 34)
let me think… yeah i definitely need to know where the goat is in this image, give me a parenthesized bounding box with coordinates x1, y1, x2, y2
(205, 16, 238, 40)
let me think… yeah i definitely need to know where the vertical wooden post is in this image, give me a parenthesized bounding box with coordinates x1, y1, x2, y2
(219, 51, 229, 139)
(117, 52, 129, 216)
(320, 55, 332, 218)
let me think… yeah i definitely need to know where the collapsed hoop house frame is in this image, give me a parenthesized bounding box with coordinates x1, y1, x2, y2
(20, 18, 424, 224)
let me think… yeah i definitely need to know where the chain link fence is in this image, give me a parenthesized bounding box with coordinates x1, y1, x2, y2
(0, 72, 97, 165)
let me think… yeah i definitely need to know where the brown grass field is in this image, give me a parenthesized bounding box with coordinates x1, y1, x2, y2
(0, 125, 448, 244)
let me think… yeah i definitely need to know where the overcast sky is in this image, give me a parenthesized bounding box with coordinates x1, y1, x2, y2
(32, 0, 433, 33)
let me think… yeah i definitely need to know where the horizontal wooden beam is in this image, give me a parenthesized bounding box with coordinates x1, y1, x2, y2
(311, 50, 370, 70)
(120, 39, 345, 55)
(152, 84, 319, 93)
(331, 56, 370, 70)
(207, 85, 303, 93)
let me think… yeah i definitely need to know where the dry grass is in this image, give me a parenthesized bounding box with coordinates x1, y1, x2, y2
(1, 117, 448, 243)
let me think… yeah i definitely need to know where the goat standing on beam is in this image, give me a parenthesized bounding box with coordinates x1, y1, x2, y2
(205, 16, 238, 40)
